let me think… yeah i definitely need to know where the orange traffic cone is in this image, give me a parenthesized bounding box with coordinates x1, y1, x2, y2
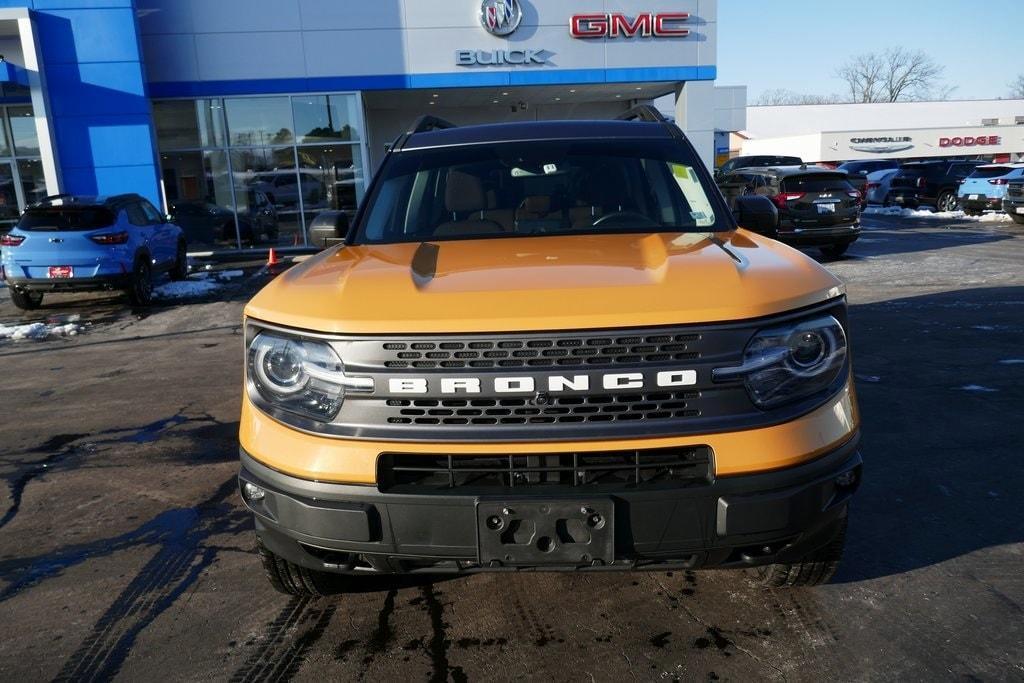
(267, 248, 279, 266)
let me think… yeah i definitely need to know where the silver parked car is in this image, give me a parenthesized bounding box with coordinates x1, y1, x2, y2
(865, 168, 900, 206)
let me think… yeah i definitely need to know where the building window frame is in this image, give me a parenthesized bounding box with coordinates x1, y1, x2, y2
(153, 91, 370, 251)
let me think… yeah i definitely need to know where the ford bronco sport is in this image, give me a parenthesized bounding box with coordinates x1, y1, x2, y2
(238, 108, 861, 596)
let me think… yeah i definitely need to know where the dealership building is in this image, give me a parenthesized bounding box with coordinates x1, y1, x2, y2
(739, 99, 1024, 164)
(0, 0, 743, 251)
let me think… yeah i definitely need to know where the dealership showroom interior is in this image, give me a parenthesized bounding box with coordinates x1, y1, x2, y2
(0, 0, 1022, 681)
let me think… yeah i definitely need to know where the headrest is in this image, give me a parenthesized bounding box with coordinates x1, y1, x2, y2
(517, 195, 551, 219)
(445, 171, 486, 213)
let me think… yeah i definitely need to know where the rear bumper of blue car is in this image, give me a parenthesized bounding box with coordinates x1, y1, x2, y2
(5, 273, 130, 292)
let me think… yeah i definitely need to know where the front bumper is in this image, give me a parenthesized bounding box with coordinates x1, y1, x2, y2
(6, 274, 130, 293)
(239, 433, 861, 574)
(1002, 197, 1024, 215)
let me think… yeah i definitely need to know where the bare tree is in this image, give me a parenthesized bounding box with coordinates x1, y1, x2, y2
(754, 88, 844, 106)
(1010, 74, 1024, 99)
(836, 48, 952, 102)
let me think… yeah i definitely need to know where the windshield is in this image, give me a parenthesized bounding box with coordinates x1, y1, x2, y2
(354, 139, 726, 244)
(17, 207, 116, 231)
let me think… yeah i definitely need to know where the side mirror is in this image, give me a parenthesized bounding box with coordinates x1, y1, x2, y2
(733, 195, 779, 238)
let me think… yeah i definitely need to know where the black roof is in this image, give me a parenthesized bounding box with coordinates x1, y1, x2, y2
(30, 193, 146, 209)
(400, 119, 677, 150)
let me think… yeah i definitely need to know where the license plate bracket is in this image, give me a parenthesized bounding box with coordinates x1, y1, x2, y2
(816, 203, 836, 214)
(477, 499, 614, 567)
(48, 266, 73, 279)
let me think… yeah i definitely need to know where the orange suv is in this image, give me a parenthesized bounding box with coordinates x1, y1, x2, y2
(238, 108, 861, 595)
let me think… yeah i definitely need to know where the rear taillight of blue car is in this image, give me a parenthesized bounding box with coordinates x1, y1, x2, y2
(89, 231, 129, 245)
(988, 179, 1009, 186)
(0, 233, 24, 247)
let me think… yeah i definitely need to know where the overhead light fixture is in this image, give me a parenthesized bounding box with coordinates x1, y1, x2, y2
(555, 97, 561, 101)
(432, 94, 439, 98)
(569, 89, 577, 93)
(635, 87, 642, 91)
(492, 99, 499, 103)
(502, 92, 509, 96)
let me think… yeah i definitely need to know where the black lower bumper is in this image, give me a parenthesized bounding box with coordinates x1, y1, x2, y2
(777, 224, 860, 247)
(239, 434, 862, 574)
(8, 275, 129, 293)
(959, 197, 1000, 212)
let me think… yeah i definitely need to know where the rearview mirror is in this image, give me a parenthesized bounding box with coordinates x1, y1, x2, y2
(733, 195, 778, 238)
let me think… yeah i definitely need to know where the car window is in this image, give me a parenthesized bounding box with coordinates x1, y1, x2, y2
(780, 175, 853, 193)
(357, 139, 726, 244)
(140, 200, 163, 223)
(16, 207, 116, 231)
(125, 202, 150, 227)
(967, 167, 1011, 179)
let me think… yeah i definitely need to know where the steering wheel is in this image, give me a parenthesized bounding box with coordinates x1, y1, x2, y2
(591, 211, 660, 228)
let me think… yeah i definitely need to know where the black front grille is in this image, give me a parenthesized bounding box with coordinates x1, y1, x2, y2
(378, 447, 713, 491)
(384, 391, 700, 426)
(1008, 184, 1024, 198)
(378, 333, 700, 370)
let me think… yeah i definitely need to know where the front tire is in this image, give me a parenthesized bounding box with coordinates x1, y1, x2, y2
(10, 288, 43, 310)
(755, 517, 847, 588)
(257, 539, 341, 597)
(126, 258, 153, 307)
(170, 240, 188, 281)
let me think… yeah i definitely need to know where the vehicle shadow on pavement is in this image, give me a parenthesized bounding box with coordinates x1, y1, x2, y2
(832, 286, 1024, 583)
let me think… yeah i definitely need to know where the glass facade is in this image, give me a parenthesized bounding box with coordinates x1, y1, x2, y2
(0, 103, 47, 230)
(154, 93, 366, 251)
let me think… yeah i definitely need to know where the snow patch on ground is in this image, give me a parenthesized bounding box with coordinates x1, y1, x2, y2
(998, 359, 1024, 365)
(215, 270, 245, 280)
(0, 321, 82, 340)
(152, 279, 224, 300)
(863, 206, 1011, 222)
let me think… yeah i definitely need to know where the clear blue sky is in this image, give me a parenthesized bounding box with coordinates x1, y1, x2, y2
(717, 1, 1023, 101)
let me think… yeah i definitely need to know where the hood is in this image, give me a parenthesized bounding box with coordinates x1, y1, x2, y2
(244, 231, 844, 334)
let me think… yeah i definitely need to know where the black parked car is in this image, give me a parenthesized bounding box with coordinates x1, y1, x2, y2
(715, 154, 802, 179)
(1003, 181, 1024, 225)
(718, 165, 861, 258)
(888, 160, 984, 212)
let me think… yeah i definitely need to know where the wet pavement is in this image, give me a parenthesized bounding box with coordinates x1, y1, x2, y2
(0, 216, 1022, 681)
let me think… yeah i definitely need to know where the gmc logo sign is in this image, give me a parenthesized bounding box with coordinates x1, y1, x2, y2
(570, 12, 690, 38)
(939, 135, 1001, 148)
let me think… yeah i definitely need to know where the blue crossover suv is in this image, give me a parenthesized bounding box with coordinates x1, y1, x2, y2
(0, 194, 187, 310)
(958, 164, 1024, 215)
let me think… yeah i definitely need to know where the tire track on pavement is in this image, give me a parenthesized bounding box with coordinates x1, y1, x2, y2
(50, 477, 244, 681)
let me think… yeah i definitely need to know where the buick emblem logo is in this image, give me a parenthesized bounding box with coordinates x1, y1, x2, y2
(479, 0, 522, 36)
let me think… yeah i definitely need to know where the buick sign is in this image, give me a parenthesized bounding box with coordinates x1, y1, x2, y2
(456, 49, 550, 66)
(480, 0, 522, 36)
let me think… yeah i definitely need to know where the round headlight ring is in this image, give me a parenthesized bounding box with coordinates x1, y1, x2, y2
(252, 335, 309, 396)
(790, 330, 828, 369)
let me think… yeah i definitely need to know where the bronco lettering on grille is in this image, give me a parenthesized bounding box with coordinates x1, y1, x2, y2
(387, 370, 696, 395)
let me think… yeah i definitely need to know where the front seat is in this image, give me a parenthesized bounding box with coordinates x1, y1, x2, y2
(434, 171, 504, 237)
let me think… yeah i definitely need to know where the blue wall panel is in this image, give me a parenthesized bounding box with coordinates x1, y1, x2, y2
(6, 0, 162, 205)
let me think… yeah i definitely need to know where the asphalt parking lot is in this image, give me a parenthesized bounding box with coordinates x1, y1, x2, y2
(1, 215, 1022, 682)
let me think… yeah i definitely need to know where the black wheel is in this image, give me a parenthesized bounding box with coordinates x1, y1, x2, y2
(170, 240, 188, 281)
(9, 288, 43, 311)
(1009, 214, 1024, 225)
(755, 517, 847, 588)
(936, 191, 958, 213)
(820, 242, 850, 259)
(126, 258, 153, 307)
(257, 539, 341, 597)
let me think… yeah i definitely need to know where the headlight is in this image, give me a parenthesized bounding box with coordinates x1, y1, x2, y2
(713, 315, 847, 409)
(247, 331, 372, 422)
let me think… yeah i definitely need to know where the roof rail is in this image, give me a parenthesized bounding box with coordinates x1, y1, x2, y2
(615, 105, 667, 123)
(406, 115, 457, 135)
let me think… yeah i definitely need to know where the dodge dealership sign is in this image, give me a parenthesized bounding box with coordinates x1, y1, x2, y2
(939, 135, 1001, 148)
